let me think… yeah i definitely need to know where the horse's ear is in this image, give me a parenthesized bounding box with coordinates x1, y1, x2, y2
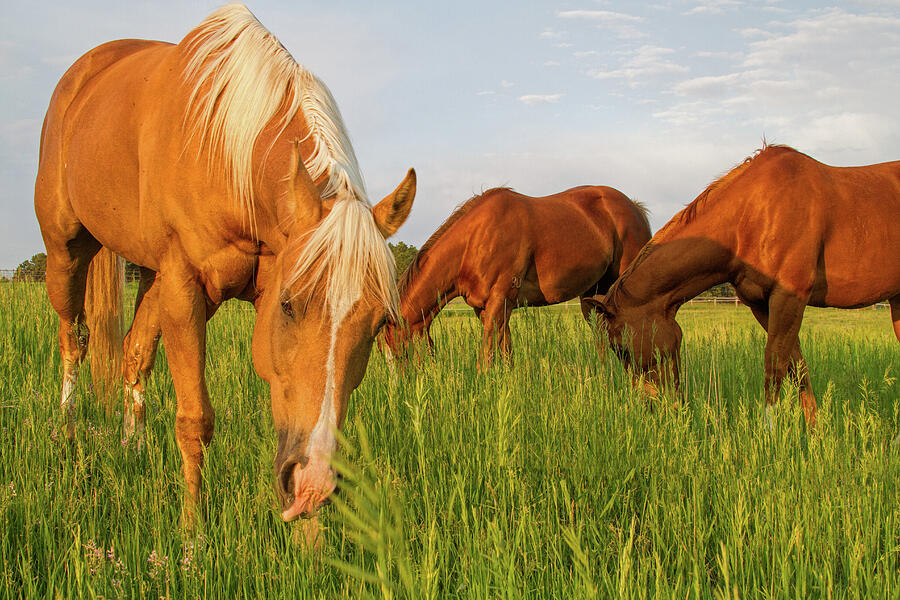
(277, 139, 321, 234)
(372, 168, 416, 238)
(580, 295, 612, 323)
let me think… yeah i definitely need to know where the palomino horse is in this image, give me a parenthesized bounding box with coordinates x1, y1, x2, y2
(381, 186, 651, 368)
(582, 145, 900, 428)
(35, 5, 416, 525)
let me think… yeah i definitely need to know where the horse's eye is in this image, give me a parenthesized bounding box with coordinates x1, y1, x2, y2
(280, 299, 294, 318)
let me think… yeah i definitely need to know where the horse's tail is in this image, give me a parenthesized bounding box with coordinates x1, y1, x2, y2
(85, 247, 125, 412)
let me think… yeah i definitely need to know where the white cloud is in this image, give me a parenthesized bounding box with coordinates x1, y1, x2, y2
(738, 27, 775, 38)
(693, 50, 744, 60)
(557, 10, 643, 24)
(557, 9, 646, 39)
(518, 94, 564, 105)
(650, 7, 900, 162)
(683, 0, 743, 16)
(539, 28, 566, 39)
(476, 90, 495, 96)
(587, 45, 689, 85)
(574, 50, 600, 58)
(790, 112, 897, 154)
(741, 8, 900, 68)
(671, 70, 760, 97)
(501, 80, 514, 88)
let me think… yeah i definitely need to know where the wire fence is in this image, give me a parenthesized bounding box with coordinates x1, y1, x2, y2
(0, 269, 144, 283)
(440, 296, 891, 313)
(0, 273, 891, 311)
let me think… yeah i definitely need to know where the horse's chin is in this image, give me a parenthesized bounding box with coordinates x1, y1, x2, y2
(281, 491, 331, 522)
(280, 462, 335, 522)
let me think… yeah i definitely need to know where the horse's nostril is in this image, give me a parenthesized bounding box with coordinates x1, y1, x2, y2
(278, 461, 296, 500)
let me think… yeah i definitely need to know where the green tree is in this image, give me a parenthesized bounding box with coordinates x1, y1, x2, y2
(388, 241, 418, 278)
(701, 283, 736, 297)
(14, 253, 47, 282)
(124, 260, 141, 281)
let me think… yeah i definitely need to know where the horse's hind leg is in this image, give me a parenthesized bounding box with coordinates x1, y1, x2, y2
(42, 228, 101, 431)
(123, 268, 161, 442)
(890, 296, 900, 344)
(889, 296, 900, 446)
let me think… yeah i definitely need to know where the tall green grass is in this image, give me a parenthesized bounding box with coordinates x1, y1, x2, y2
(1, 282, 897, 598)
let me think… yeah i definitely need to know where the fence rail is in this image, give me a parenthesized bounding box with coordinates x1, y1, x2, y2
(0, 269, 144, 283)
(0, 276, 891, 311)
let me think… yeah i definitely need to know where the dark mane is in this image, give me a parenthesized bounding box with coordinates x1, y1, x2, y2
(398, 187, 513, 293)
(676, 143, 796, 227)
(606, 144, 796, 307)
(631, 199, 651, 233)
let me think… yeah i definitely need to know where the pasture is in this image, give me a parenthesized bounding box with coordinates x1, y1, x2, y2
(1, 281, 898, 599)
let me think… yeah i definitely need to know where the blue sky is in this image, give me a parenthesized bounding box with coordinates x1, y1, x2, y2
(2, 1, 899, 268)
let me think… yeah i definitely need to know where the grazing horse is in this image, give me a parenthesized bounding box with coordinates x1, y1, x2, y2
(582, 145, 900, 428)
(381, 186, 652, 368)
(34, 4, 416, 525)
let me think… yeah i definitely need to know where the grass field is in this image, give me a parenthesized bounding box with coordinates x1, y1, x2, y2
(1, 281, 898, 599)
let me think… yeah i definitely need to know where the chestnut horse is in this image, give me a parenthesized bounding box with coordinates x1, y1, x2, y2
(382, 186, 651, 367)
(34, 5, 416, 525)
(582, 145, 900, 428)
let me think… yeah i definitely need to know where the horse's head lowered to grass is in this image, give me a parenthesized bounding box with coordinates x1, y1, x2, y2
(252, 142, 415, 521)
(582, 291, 683, 399)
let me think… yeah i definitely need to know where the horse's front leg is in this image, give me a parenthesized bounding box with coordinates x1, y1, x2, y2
(157, 267, 215, 527)
(478, 296, 513, 371)
(763, 289, 816, 429)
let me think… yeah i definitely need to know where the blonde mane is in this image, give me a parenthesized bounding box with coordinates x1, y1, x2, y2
(181, 3, 367, 216)
(182, 4, 396, 317)
(287, 200, 399, 319)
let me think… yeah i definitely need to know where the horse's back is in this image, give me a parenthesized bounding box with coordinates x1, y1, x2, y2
(530, 185, 649, 267)
(40, 39, 170, 151)
(474, 187, 623, 255)
(505, 186, 647, 302)
(727, 147, 900, 306)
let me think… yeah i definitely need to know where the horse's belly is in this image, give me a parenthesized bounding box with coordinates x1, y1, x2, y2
(529, 227, 615, 303)
(527, 261, 610, 304)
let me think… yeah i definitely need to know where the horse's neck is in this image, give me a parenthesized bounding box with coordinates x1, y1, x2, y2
(615, 219, 734, 315)
(401, 245, 462, 328)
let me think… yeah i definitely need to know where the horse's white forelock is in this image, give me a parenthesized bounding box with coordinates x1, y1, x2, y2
(287, 198, 399, 320)
(182, 3, 397, 317)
